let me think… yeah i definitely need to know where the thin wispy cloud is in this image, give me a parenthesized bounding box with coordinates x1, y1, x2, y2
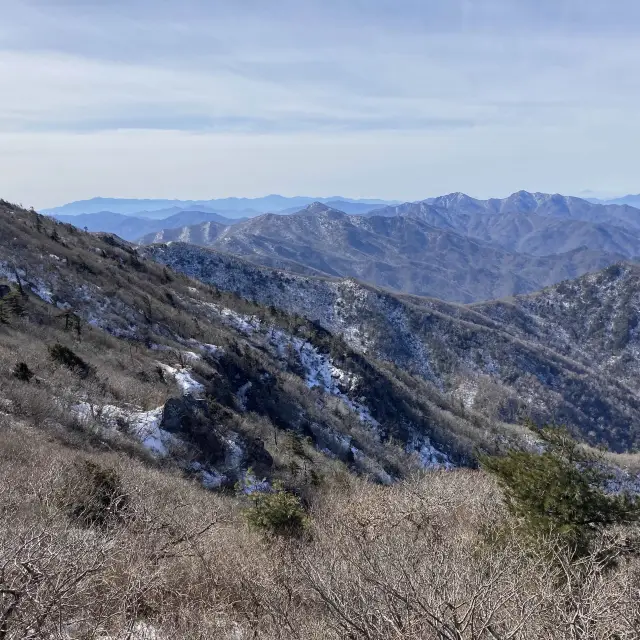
(1, 1, 639, 206)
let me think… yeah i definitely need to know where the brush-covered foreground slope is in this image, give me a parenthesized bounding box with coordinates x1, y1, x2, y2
(7, 426, 640, 640)
(146, 242, 640, 452)
(138, 205, 627, 303)
(0, 199, 525, 492)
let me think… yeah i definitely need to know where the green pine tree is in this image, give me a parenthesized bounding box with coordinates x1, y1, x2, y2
(3, 289, 25, 317)
(241, 477, 309, 538)
(481, 425, 640, 556)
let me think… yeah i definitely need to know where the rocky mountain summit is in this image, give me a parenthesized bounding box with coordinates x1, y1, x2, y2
(375, 199, 640, 258)
(422, 190, 640, 229)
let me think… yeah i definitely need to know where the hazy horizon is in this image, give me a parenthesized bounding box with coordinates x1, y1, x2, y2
(2, 1, 640, 208)
(40, 189, 637, 214)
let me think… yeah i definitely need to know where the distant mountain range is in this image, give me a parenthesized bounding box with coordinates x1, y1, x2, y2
(44, 196, 395, 240)
(136, 192, 640, 299)
(48, 189, 640, 302)
(587, 194, 640, 209)
(53, 210, 245, 241)
(417, 191, 640, 230)
(42, 195, 398, 217)
(371, 195, 640, 257)
(137, 201, 630, 303)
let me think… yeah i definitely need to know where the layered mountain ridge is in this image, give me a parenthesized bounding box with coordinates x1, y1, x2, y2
(138, 201, 633, 302)
(43, 195, 397, 217)
(52, 210, 244, 241)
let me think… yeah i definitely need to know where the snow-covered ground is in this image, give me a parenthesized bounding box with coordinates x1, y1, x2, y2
(407, 435, 453, 470)
(194, 300, 382, 429)
(236, 381, 252, 411)
(453, 380, 478, 410)
(0, 261, 19, 283)
(29, 279, 54, 303)
(158, 363, 204, 396)
(72, 402, 173, 456)
(266, 327, 380, 429)
(202, 302, 262, 334)
(0, 263, 54, 304)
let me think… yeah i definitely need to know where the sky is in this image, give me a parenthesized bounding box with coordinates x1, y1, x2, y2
(1, 0, 640, 209)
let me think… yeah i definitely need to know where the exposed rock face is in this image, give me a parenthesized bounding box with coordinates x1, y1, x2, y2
(161, 396, 227, 465)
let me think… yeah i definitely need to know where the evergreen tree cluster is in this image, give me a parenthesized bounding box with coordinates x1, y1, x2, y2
(481, 424, 640, 556)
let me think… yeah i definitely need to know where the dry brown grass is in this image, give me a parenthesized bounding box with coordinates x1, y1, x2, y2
(0, 420, 639, 639)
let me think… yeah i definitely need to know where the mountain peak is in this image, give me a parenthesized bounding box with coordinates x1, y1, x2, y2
(502, 190, 539, 212)
(297, 202, 345, 216)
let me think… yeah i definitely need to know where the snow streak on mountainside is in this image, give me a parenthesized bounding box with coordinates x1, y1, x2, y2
(145, 242, 640, 452)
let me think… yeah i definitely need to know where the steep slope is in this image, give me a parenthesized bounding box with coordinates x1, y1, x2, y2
(145, 241, 640, 452)
(472, 263, 640, 386)
(139, 205, 629, 302)
(2, 199, 520, 489)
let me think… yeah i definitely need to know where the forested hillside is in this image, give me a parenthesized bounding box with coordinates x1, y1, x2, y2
(146, 241, 640, 451)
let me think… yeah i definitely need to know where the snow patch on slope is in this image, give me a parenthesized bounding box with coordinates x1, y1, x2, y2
(203, 303, 261, 334)
(408, 435, 453, 470)
(73, 403, 172, 456)
(236, 381, 252, 411)
(266, 327, 379, 428)
(158, 364, 204, 396)
(0, 262, 54, 304)
(30, 280, 54, 303)
(0, 262, 19, 283)
(453, 380, 478, 409)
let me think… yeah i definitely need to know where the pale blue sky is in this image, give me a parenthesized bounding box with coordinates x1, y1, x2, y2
(1, 1, 639, 208)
